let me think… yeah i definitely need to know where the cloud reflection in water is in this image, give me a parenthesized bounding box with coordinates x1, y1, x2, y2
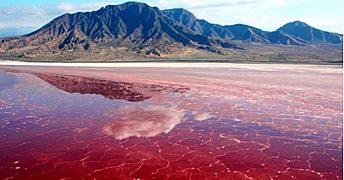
(103, 105, 185, 140)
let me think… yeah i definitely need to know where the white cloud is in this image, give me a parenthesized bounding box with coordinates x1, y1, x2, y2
(0, 6, 58, 36)
(57, 2, 75, 12)
(0, 2, 109, 36)
(56, 2, 109, 13)
(152, 0, 342, 33)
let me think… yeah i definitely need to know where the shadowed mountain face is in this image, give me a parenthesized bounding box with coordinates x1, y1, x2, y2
(0, 2, 342, 60)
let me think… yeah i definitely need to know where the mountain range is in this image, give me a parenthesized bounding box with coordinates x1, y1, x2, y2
(0, 2, 342, 61)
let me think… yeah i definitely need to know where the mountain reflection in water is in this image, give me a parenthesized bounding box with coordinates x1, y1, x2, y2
(35, 73, 149, 102)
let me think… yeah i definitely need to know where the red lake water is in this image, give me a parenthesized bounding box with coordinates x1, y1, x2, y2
(0, 66, 342, 179)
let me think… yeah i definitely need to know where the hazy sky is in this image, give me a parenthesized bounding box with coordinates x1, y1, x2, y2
(0, 0, 342, 37)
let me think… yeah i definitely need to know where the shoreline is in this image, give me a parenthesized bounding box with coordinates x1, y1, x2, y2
(0, 60, 342, 74)
(1, 58, 342, 65)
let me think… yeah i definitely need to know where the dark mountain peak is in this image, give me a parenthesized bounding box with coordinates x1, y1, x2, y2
(28, 2, 163, 40)
(278, 21, 312, 31)
(162, 8, 197, 20)
(162, 8, 235, 41)
(278, 21, 342, 43)
(161, 8, 198, 29)
(288, 20, 309, 27)
(105, 1, 150, 9)
(102, 1, 159, 15)
(4, 1, 238, 57)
